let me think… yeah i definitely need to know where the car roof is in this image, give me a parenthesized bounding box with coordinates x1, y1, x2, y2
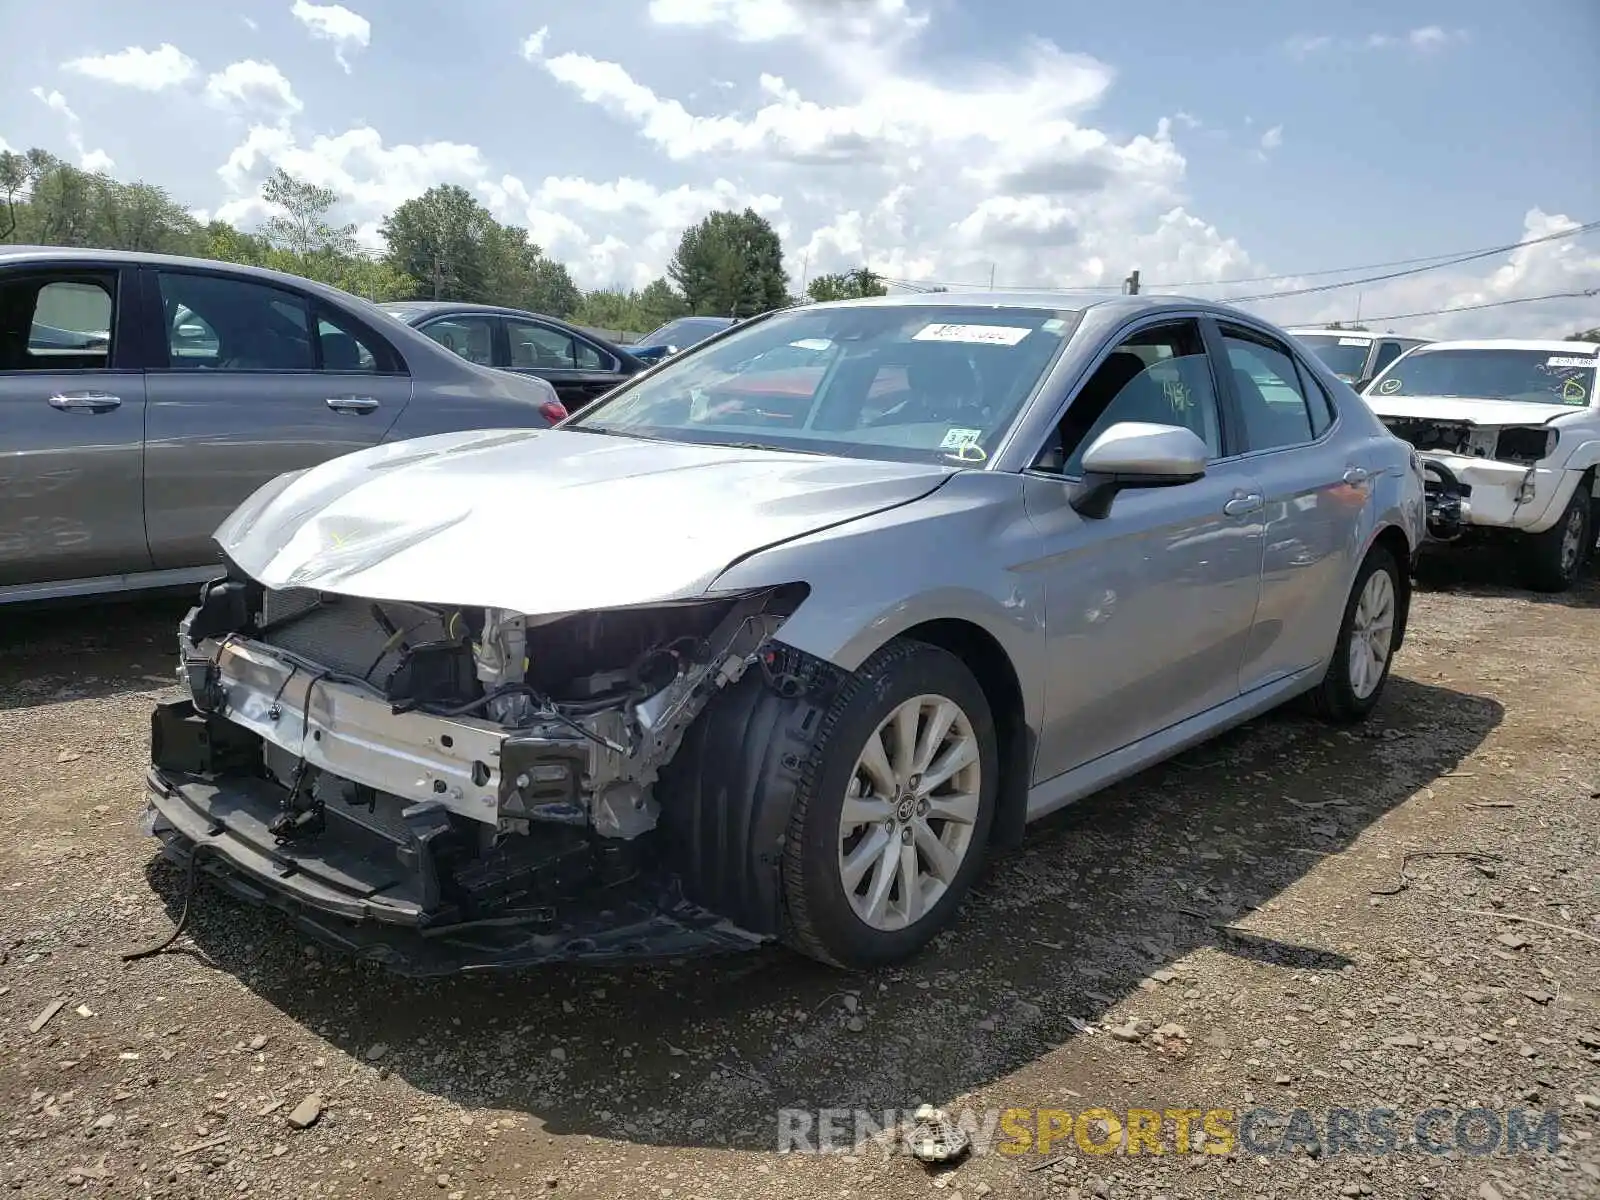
(1284, 327, 1427, 342)
(376, 299, 634, 355)
(1405, 338, 1599, 355)
(0, 244, 378, 304)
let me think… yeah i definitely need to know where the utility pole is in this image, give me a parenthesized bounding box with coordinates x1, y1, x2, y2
(1123, 269, 1140, 296)
(988, 262, 996, 290)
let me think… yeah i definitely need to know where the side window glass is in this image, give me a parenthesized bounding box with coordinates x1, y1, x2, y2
(420, 317, 495, 366)
(157, 273, 313, 371)
(1039, 321, 1223, 476)
(1219, 330, 1316, 452)
(4, 277, 114, 371)
(1295, 358, 1337, 437)
(508, 320, 577, 369)
(316, 314, 379, 373)
(573, 339, 606, 370)
(1371, 340, 1404, 376)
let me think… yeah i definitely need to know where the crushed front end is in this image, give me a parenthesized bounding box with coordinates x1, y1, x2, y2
(142, 571, 806, 974)
(1378, 416, 1561, 542)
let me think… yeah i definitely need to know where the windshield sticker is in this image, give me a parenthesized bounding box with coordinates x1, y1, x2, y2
(914, 322, 1032, 346)
(1377, 377, 1402, 394)
(940, 426, 984, 451)
(1338, 337, 1367, 346)
(1561, 379, 1587, 404)
(1041, 318, 1066, 332)
(1547, 355, 1598, 368)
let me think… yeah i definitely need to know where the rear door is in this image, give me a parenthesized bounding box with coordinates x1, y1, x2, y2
(503, 316, 631, 412)
(141, 266, 411, 570)
(1208, 320, 1365, 692)
(0, 263, 150, 587)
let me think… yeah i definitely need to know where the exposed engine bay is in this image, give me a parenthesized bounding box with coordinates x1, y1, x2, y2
(143, 569, 811, 973)
(1378, 416, 1554, 466)
(1379, 417, 1559, 542)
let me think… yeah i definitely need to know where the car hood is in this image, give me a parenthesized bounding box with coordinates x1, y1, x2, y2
(216, 428, 956, 614)
(1362, 393, 1581, 426)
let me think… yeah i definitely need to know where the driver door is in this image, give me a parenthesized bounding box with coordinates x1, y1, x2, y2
(1022, 317, 1267, 782)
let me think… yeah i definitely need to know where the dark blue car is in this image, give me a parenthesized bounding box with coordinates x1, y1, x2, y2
(629, 316, 736, 364)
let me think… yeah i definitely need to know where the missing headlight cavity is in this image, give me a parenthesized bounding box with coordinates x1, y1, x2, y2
(1494, 426, 1555, 464)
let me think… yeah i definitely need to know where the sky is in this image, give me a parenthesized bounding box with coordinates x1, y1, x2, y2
(1, 0, 1596, 339)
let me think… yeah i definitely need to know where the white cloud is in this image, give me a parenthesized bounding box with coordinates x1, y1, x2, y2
(520, 27, 549, 60)
(1259, 124, 1282, 152)
(1289, 27, 1468, 57)
(646, 0, 927, 44)
(63, 43, 198, 91)
(290, 0, 371, 72)
(204, 60, 304, 119)
(29, 86, 114, 172)
(215, 124, 487, 247)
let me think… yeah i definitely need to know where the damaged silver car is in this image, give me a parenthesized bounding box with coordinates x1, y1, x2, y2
(142, 293, 1425, 975)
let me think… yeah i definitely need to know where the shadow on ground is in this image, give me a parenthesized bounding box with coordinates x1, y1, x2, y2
(134, 674, 1503, 1152)
(0, 595, 191, 711)
(1415, 544, 1598, 609)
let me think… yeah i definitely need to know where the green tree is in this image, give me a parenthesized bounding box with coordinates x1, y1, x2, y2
(668, 208, 788, 317)
(806, 267, 887, 302)
(636, 277, 689, 328)
(260, 168, 358, 257)
(481, 223, 581, 316)
(1566, 327, 1600, 342)
(380, 184, 495, 300)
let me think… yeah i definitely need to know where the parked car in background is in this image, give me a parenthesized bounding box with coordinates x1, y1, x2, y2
(144, 291, 1423, 976)
(629, 315, 737, 364)
(1287, 327, 1430, 390)
(380, 301, 643, 414)
(1361, 338, 1600, 591)
(0, 246, 565, 605)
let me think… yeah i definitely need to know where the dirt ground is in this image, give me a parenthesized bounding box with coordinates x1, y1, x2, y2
(1, 558, 1596, 1200)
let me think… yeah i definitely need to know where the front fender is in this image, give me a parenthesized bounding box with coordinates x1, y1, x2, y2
(706, 471, 1048, 731)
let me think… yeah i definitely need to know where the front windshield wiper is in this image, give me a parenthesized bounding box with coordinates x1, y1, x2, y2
(715, 441, 829, 455)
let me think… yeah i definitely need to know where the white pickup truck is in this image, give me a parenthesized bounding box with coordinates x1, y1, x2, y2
(1361, 338, 1599, 592)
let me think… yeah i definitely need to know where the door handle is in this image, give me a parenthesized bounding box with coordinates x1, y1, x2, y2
(48, 392, 122, 413)
(325, 395, 380, 414)
(1223, 493, 1265, 517)
(1343, 466, 1371, 485)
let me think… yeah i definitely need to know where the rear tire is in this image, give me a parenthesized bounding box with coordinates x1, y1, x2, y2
(780, 640, 998, 969)
(1522, 478, 1592, 593)
(1311, 544, 1402, 724)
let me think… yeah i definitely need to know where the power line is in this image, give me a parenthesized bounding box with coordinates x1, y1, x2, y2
(875, 220, 1599, 299)
(1224, 220, 1600, 303)
(1353, 287, 1598, 325)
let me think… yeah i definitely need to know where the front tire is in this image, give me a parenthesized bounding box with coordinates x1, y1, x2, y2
(1522, 479, 1592, 593)
(781, 640, 998, 969)
(1311, 544, 1402, 724)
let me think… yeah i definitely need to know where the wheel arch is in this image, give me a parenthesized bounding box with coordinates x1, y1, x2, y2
(892, 619, 1032, 851)
(1367, 522, 1414, 652)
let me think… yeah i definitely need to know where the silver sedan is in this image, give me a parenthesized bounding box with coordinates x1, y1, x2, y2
(143, 291, 1426, 974)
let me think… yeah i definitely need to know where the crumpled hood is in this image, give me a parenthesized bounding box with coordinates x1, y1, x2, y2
(1362, 393, 1582, 426)
(216, 428, 955, 613)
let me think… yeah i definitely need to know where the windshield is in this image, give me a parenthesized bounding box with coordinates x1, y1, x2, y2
(1292, 334, 1372, 380)
(571, 304, 1083, 465)
(638, 317, 731, 347)
(1366, 348, 1597, 406)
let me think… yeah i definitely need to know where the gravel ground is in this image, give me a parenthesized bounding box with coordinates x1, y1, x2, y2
(1, 560, 1597, 1200)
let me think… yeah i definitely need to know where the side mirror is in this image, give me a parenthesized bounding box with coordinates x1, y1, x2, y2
(1070, 422, 1208, 519)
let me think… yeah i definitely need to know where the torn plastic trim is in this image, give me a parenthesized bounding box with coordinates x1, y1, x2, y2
(180, 583, 810, 838)
(1420, 457, 1471, 542)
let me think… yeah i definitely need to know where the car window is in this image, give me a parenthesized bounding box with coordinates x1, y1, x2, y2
(1039, 320, 1223, 476)
(1, 276, 115, 371)
(156, 272, 314, 371)
(1294, 358, 1338, 437)
(1370, 340, 1405, 377)
(316, 314, 379, 373)
(1291, 333, 1372, 383)
(1367, 347, 1596, 406)
(506, 319, 605, 370)
(573, 304, 1082, 465)
(1219, 329, 1318, 452)
(419, 316, 495, 366)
